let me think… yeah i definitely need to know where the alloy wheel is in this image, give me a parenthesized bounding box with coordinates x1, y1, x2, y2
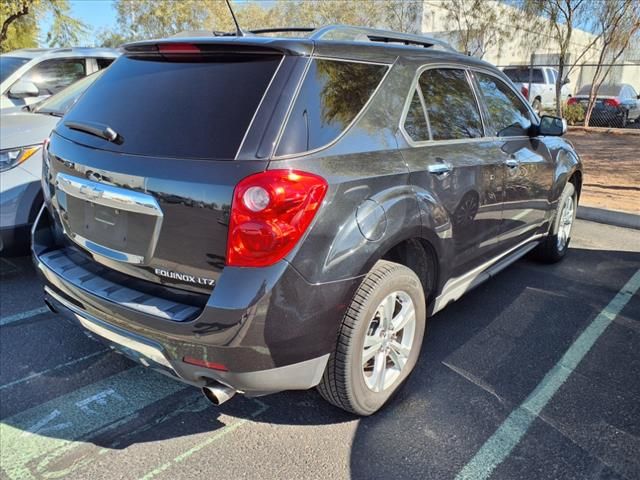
(362, 291, 416, 393)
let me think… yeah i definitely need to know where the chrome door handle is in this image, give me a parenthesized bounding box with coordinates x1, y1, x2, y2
(505, 159, 519, 168)
(428, 163, 452, 175)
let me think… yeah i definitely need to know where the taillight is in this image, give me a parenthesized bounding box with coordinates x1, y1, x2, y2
(567, 97, 577, 105)
(603, 98, 620, 107)
(521, 85, 529, 99)
(227, 170, 328, 267)
(158, 43, 201, 54)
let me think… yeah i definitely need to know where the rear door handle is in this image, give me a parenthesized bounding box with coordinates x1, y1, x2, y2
(428, 163, 452, 175)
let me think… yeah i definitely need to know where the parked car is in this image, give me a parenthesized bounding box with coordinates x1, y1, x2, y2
(0, 47, 118, 113)
(502, 66, 572, 112)
(0, 72, 102, 254)
(33, 26, 582, 416)
(568, 83, 640, 128)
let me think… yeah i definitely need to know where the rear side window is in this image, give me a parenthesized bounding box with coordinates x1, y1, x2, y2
(62, 54, 282, 159)
(276, 59, 388, 156)
(418, 68, 483, 140)
(475, 72, 532, 137)
(403, 90, 429, 142)
(503, 68, 544, 84)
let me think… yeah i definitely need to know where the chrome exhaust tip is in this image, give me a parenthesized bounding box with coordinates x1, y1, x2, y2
(202, 383, 236, 406)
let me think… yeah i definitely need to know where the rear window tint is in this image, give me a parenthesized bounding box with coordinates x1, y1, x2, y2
(403, 89, 430, 142)
(62, 54, 282, 159)
(276, 59, 388, 156)
(418, 68, 483, 141)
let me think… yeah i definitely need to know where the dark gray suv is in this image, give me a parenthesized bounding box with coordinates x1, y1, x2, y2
(32, 26, 582, 415)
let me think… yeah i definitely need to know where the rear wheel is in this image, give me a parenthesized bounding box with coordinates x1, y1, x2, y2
(317, 260, 426, 415)
(534, 182, 576, 263)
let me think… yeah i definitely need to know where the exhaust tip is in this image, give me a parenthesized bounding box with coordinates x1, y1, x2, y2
(202, 383, 236, 406)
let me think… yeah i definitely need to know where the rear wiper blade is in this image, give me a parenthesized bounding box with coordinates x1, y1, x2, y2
(64, 120, 122, 143)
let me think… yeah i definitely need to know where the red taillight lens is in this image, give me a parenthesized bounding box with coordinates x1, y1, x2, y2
(227, 170, 328, 267)
(603, 98, 620, 107)
(521, 85, 529, 99)
(182, 356, 228, 371)
(567, 97, 577, 105)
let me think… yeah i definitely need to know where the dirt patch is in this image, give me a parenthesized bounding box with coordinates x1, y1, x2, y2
(566, 130, 639, 214)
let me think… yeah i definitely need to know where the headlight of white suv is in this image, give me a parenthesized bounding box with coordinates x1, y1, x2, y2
(0, 145, 40, 173)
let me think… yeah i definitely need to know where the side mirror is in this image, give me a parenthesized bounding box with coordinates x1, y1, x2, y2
(539, 115, 567, 136)
(8, 80, 39, 99)
(562, 78, 570, 85)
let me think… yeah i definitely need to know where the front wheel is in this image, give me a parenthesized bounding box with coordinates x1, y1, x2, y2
(317, 260, 426, 415)
(533, 182, 576, 263)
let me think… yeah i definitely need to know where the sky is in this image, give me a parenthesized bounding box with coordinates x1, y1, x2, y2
(39, 0, 118, 46)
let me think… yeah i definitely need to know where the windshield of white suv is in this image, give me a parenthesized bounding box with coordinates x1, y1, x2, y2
(0, 56, 30, 83)
(503, 67, 544, 84)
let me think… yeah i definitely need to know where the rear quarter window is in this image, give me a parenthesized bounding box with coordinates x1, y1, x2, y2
(275, 59, 388, 156)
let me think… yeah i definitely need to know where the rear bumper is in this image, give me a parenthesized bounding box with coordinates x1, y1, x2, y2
(33, 206, 358, 395)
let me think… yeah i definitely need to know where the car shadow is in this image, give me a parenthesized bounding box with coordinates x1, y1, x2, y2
(1, 247, 638, 478)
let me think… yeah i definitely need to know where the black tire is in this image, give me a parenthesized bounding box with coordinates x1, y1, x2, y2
(317, 260, 426, 415)
(533, 182, 576, 263)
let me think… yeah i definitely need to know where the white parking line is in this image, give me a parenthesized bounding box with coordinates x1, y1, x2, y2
(455, 269, 640, 480)
(0, 307, 49, 326)
(0, 350, 108, 391)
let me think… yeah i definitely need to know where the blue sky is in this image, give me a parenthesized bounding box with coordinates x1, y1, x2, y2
(40, 0, 117, 45)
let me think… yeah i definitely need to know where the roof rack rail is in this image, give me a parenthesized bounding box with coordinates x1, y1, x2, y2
(249, 27, 315, 35)
(309, 25, 456, 52)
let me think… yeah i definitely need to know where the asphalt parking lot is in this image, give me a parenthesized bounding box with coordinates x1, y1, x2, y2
(1, 219, 639, 480)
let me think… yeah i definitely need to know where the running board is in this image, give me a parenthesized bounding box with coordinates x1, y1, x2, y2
(431, 236, 542, 315)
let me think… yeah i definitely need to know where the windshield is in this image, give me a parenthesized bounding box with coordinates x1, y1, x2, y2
(0, 56, 30, 83)
(576, 84, 622, 96)
(34, 71, 103, 116)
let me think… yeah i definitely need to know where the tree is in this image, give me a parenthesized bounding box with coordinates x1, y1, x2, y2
(517, 0, 603, 116)
(582, 0, 640, 126)
(1, 0, 88, 52)
(436, 0, 529, 59)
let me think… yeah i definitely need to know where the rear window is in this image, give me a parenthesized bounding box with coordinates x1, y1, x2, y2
(576, 84, 622, 96)
(61, 54, 282, 159)
(275, 59, 388, 156)
(503, 67, 544, 84)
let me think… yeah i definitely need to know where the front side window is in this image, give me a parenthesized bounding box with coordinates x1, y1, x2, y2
(403, 89, 429, 142)
(276, 59, 388, 156)
(475, 72, 532, 137)
(418, 68, 483, 141)
(20, 58, 86, 95)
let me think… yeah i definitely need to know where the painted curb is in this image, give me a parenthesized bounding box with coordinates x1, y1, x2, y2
(577, 205, 640, 230)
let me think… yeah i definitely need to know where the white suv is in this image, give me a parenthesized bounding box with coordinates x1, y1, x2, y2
(0, 47, 119, 113)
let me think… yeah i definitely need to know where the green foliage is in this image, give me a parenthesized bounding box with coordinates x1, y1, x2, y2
(1, 0, 88, 52)
(563, 102, 585, 126)
(109, 0, 423, 43)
